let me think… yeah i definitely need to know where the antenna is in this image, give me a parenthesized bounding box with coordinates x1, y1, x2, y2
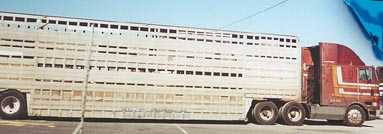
(220, 0, 289, 29)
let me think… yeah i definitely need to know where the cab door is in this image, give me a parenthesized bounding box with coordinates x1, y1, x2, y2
(358, 67, 375, 98)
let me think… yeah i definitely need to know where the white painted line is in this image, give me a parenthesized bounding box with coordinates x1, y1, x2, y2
(175, 124, 189, 134)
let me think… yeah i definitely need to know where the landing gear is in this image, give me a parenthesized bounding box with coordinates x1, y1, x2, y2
(0, 90, 27, 119)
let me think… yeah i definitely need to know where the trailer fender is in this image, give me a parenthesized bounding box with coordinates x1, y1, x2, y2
(243, 98, 254, 122)
(300, 103, 311, 118)
(0, 89, 25, 97)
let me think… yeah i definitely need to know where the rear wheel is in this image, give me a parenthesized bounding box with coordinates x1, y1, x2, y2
(0, 91, 27, 119)
(344, 105, 366, 127)
(278, 101, 305, 126)
(252, 101, 278, 125)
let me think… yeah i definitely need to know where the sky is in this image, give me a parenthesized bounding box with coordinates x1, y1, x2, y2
(0, 0, 382, 65)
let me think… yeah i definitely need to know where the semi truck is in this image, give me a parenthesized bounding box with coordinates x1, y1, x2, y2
(0, 11, 381, 126)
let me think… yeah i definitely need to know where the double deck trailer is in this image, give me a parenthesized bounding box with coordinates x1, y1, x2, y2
(0, 12, 381, 126)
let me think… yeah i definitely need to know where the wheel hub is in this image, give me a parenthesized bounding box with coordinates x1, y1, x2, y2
(259, 107, 273, 121)
(347, 109, 362, 124)
(287, 107, 302, 122)
(1, 96, 21, 114)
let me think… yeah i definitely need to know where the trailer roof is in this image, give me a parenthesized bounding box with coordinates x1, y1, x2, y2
(0, 11, 297, 38)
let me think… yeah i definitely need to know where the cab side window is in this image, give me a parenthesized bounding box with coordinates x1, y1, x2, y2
(359, 68, 372, 81)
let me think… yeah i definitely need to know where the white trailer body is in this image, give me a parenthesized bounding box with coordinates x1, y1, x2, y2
(0, 12, 301, 120)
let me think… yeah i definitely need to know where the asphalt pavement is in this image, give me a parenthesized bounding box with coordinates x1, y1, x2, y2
(1, 117, 383, 134)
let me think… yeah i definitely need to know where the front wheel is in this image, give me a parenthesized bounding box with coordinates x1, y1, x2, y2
(344, 105, 366, 127)
(0, 90, 27, 119)
(278, 101, 306, 126)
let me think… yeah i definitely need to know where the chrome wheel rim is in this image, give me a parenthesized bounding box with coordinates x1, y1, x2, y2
(259, 107, 274, 121)
(347, 109, 362, 125)
(287, 107, 302, 122)
(1, 96, 21, 114)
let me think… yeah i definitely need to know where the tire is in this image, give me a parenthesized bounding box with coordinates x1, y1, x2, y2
(251, 101, 278, 125)
(278, 101, 305, 126)
(0, 90, 27, 119)
(344, 105, 366, 127)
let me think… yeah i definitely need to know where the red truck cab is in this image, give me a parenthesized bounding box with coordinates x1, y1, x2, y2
(302, 42, 381, 126)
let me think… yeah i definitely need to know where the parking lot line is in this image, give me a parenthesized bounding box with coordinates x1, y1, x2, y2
(174, 124, 189, 134)
(0, 120, 55, 127)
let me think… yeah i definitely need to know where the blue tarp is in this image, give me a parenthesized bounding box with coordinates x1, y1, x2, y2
(344, 0, 383, 60)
